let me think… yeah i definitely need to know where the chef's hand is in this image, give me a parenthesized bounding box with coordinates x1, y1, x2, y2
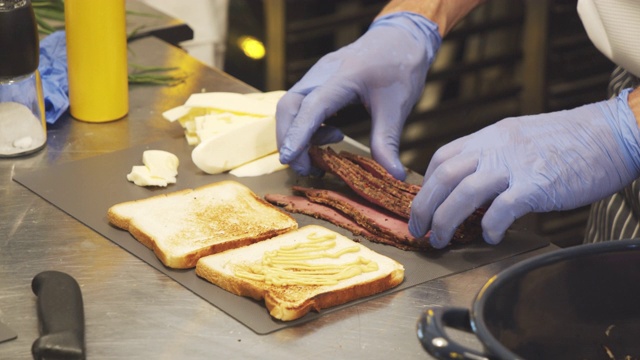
(277, 11, 441, 180)
(409, 88, 640, 248)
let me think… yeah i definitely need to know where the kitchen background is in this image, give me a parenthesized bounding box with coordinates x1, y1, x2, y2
(141, 0, 615, 248)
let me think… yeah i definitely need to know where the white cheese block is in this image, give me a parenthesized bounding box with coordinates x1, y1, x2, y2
(127, 150, 179, 187)
(243, 90, 286, 106)
(162, 105, 190, 122)
(229, 152, 288, 177)
(193, 112, 265, 142)
(143, 150, 179, 182)
(127, 166, 170, 187)
(185, 133, 200, 146)
(162, 91, 286, 174)
(191, 117, 277, 174)
(184, 91, 284, 117)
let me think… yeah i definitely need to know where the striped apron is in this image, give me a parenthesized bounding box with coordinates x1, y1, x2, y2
(584, 66, 640, 243)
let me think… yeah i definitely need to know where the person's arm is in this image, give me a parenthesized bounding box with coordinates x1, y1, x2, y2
(377, 0, 487, 36)
(629, 87, 640, 126)
(277, 0, 488, 180)
(409, 87, 640, 248)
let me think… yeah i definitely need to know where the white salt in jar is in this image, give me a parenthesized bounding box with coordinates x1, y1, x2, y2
(0, 0, 46, 157)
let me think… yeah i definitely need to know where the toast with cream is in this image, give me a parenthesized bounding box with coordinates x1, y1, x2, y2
(108, 181, 298, 269)
(195, 225, 405, 321)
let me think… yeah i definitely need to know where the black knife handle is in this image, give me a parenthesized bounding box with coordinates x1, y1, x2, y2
(31, 271, 86, 360)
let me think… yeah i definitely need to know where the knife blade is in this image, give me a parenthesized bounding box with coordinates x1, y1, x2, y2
(31, 271, 85, 360)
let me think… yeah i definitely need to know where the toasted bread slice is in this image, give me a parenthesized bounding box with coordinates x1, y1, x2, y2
(108, 181, 298, 269)
(195, 225, 405, 321)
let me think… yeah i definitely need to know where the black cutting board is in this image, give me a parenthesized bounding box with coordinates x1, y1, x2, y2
(14, 137, 549, 334)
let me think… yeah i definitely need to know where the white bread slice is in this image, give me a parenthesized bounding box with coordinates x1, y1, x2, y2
(108, 181, 298, 269)
(195, 225, 405, 321)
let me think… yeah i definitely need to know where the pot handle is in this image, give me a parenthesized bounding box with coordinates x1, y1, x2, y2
(417, 307, 491, 360)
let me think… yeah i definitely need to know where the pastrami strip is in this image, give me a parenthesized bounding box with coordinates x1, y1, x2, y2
(264, 193, 420, 250)
(326, 147, 414, 207)
(264, 193, 375, 239)
(292, 186, 430, 249)
(339, 151, 421, 195)
(309, 146, 412, 219)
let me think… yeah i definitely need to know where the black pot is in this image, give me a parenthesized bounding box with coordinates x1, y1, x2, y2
(417, 239, 640, 360)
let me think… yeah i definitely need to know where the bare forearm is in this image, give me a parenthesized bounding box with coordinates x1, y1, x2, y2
(377, 0, 487, 36)
(629, 87, 640, 129)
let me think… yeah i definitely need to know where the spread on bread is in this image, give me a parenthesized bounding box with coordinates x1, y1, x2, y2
(195, 225, 404, 321)
(233, 232, 379, 286)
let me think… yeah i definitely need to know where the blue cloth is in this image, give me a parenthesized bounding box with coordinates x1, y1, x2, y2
(38, 31, 69, 124)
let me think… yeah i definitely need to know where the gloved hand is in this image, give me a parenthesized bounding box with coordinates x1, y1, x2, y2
(409, 88, 640, 248)
(277, 11, 441, 179)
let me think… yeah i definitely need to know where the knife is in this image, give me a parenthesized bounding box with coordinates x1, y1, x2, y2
(31, 271, 86, 360)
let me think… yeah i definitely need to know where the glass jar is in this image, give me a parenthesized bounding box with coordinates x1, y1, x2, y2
(0, 0, 46, 157)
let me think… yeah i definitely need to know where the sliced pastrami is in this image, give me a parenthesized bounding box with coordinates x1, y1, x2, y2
(339, 151, 421, 195)
(309, 146, 412, 219)
(264, 193, 374, 240)
(264, 193, 423, 250)
(292, 186, 430, 249)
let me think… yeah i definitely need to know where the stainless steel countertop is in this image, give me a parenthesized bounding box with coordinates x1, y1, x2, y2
(0, 36, 554, 359)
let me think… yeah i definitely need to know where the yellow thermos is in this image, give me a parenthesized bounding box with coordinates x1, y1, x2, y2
(64, 0, 128, 122)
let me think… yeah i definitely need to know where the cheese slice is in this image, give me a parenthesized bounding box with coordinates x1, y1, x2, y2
(193, 112, 264, 142)
(127, 150, 179, 187)
(192, 117, 277, 174)
(229, 152, 288, 177)
(127, 166, 170, 187)
(243, 90, 286, 107)
(143, 150, 179, 182)
(161, 105, 190, 122)
(162, 91, 286, 174)
(184, 90, 285, 117)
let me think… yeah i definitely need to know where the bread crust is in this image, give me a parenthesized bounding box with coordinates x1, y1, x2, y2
(195, 265, 403, 321)
(266, 269, 404, 320)
(195, 225, 405, 321)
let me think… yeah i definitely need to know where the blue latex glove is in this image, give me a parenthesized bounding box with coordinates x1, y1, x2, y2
(38, 31, 69, 124)
(409, 88, 640, 248)
(277, 12, 441, 179)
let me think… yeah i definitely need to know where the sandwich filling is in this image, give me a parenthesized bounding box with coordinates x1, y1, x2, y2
(233, 232, 379, 286)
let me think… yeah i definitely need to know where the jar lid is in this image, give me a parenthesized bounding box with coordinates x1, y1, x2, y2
(0, 0, 39, 78)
